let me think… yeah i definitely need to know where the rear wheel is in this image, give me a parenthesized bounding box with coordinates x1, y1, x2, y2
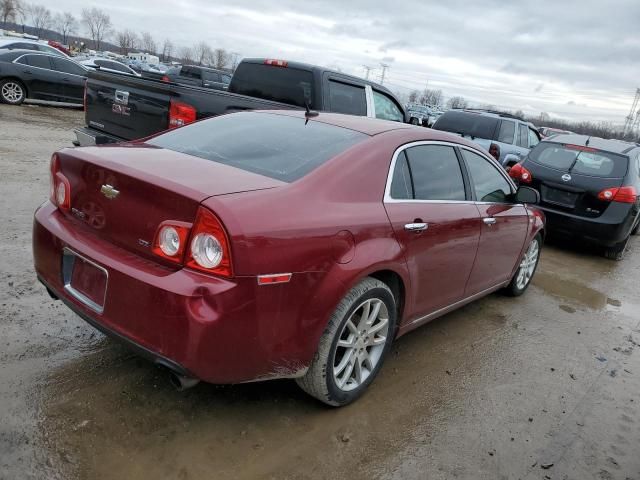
(504, 234, 541, 296)
(0, 79, 26, 105)
(604, 235, 630, 261)
(296, 277, 396, 406)
(631, 216, 639, 235)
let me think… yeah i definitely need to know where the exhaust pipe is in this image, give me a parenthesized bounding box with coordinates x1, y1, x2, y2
(168, 371, 200, 391)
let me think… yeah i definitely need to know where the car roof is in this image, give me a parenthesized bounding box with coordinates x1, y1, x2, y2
(543, 134, 640, 155)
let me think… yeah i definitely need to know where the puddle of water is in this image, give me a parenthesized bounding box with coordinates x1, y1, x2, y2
(533, 272, 610, 311)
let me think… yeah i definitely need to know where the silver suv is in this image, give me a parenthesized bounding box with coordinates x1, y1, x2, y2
(432, 109, 541, 167)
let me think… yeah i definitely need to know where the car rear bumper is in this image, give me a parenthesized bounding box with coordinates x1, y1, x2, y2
(33, 202, 319, 383)
(539, 203, 637, 246)
(73, 127, 124, 147)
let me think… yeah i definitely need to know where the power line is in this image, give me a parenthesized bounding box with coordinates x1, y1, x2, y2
(623, 88, 640, 136)
(362, 65, 373, 80)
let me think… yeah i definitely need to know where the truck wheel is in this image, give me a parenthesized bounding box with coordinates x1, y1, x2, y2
(296, 277, 396, 407)
(604, 236, 630, 261)
(0, 79, 26, 105)
(410, 117, 419, 125)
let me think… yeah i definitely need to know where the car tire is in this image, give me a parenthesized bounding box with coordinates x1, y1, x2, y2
(0, 79, 26, 105)
(604, 235, 630, 261)
(296, 277, 397, 407)
(504, 234, 541, 297)
(631, 217, 639, 236)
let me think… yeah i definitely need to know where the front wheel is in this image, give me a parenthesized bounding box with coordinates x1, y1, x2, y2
(0, 79, 26, 105)
(504, 234, 541, 296)
(296, 277, 397, 406)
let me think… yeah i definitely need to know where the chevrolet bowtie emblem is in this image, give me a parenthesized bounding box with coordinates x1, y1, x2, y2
(100, 184, 119, 199)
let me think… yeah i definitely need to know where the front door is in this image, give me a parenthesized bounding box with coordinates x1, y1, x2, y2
(459, 148, 529, 294)
(17, 54, 60, 99)
(51, 57, 86, 103)
(384, 143, 481, 321)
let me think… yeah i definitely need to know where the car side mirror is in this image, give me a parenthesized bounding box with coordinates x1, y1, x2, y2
(515, 186, 540, 204)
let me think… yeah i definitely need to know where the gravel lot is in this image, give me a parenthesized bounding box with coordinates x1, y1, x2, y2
(1, 104, 639, 480)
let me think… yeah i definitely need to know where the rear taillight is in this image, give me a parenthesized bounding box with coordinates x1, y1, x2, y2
(50, 153, 71, 210)
(152, 221, 192, 264)
(566, 144, 597, 153)
(264, 59, 288, 67)
(161, 75, 170, 82)
(508, 163, 532, 184)
(489, 143, 500, 161)
(169, 100, 197, 129)
(185, 207, 233, 277)
(598, 186, 637, 204)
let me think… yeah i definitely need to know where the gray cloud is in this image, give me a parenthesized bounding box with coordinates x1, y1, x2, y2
(50, 0, 640, 123)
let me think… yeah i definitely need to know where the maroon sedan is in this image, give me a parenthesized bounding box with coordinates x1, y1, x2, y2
(33, 110, 544, 406)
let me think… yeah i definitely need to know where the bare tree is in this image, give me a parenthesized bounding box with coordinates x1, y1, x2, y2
(178, 45, 194, 64)
(27, 4, 52, 37)
(115, 29, 138, 55)
(446, 96, 468, 110)
(140, 31, 157, 54)
(0, 0, 21, 24)
(193, 41, 211, 66)
(408, 90, 419, 104)
(212, 48, 229, 69)
(53, 11, 76, 44)
(160, 38, 173, 62)
(81, 7, 112, 51)
(420, 88, 443, 108)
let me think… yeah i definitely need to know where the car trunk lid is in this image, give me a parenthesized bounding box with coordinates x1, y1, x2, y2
(56, 145, 284, 262)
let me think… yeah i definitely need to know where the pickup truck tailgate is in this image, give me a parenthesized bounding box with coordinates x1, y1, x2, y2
(85, 71, 170, 141)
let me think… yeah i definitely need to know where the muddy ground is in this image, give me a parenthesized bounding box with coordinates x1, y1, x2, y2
(0, 104, 639, 480)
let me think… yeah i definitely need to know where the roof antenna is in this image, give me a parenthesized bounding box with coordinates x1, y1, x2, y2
(305, 100, 318, 118)
(585, 136, 591, 147)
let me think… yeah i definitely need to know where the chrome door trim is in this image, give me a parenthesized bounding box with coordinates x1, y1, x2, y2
(62, 247, 108, 314)
(406, 282, 508, 328)
(404, 222, 428, 232)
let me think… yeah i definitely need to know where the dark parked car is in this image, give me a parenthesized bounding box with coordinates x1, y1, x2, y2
(164, 65, 231, 90)
(34, 110, 544, 406)
(0, 50, 87, 105)
(433, 109, 541, 166)
(509, 134, 640, 259)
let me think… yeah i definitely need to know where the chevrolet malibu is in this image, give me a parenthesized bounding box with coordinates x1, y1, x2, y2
(33, 110, 545, 406)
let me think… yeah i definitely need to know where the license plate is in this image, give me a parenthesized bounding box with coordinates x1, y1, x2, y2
(541, 185, 578, 208)
(62, 248, 108, 313)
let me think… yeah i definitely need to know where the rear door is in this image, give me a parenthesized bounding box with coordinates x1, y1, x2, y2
(15, 54, 62, 99)
(50, 57, 86, 102)
(460, 147, 528, 294)
(384, 142, 481, 320)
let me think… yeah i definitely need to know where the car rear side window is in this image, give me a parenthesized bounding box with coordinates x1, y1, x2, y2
(329, 80, 367, 116)
(529, 143, 628, 178)
(389, 151, 414, 199)
(462, 149, 513, 203)
(404, 145, 466, 201)
(432, 111, 499, 140)
(24, 54, 52, 69)
(497, 120, 515, 144)
(517, 124, 528, 148)
(146, 112, 367, 182)
(229, 63, 314, 108)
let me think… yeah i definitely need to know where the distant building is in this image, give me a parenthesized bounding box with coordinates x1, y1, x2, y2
(127, 52, 160, 65)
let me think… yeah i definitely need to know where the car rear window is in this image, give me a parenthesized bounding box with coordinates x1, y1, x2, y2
(146, 112, 367, 182)
(529, 142, 628, 178)
(229, 63, 313, 108)
(432, 111, 499, 140)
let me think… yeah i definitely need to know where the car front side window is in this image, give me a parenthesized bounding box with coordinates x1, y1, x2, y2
(372, 90, 404, 122)
(462, 149, 513, 203)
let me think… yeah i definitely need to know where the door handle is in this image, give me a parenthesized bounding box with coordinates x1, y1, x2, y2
(404, 222, 428, 232)
(483, 217, 497, 226)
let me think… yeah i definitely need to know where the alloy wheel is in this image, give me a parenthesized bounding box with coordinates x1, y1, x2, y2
(516, 238, 539, 290)
(332, 298, 390, 392)
(1, 82, 24, 103)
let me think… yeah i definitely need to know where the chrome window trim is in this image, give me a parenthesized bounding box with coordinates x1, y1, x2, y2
(62, 247, 108, 314)
(12, 53, 87, 78)
(383, 140, 520, 206)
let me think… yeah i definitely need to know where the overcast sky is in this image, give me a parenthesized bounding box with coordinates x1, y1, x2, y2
(48, 0, 640, 124)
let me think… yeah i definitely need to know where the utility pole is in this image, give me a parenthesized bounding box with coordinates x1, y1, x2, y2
(623, 88, 640, 136)
(379, 63, 389, 85)
(362, 65, 372, 80)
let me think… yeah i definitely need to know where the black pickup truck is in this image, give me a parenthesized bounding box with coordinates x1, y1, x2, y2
(75, 58, 407, 146)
